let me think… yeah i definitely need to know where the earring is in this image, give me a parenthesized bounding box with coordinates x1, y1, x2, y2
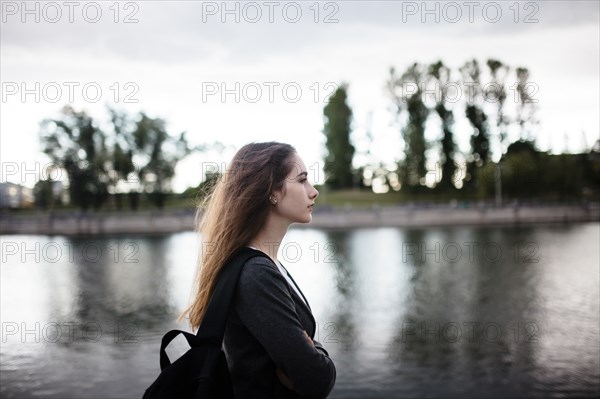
(269, 196, 277, 204)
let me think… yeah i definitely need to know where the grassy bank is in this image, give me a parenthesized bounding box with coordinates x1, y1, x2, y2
(7, 185, 594, 217)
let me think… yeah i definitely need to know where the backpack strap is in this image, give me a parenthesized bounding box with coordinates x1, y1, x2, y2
(158, 247, 269, 370)
(195, 247, 269, 342)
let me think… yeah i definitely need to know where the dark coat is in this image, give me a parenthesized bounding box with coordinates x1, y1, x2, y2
(223, 255, 336, 398)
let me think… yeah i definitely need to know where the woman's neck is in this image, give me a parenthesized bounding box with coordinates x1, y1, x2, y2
(248, 217, 289, 263)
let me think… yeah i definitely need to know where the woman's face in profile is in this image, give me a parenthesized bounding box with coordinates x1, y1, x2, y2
(273, 153, 319, 224)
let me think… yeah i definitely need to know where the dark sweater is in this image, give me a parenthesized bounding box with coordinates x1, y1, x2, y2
(223, 255, 336, 398)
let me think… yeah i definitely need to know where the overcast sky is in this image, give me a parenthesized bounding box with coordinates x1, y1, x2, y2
(1, 0, 599, 192)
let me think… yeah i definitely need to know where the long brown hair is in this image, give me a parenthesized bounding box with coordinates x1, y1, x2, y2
(178, 141, 297, 331)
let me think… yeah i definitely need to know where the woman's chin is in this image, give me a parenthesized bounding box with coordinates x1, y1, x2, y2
(293, 214, 312, 224)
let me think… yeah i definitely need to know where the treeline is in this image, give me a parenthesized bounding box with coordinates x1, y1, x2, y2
(32, 58, 599, 211)
(322, 58, 600, 201)
(34, 106, 217, 211)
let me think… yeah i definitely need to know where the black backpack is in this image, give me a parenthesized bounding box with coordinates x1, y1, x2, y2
(142, 247, 270, 399)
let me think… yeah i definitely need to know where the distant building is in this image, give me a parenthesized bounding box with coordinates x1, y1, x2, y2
(0, 182, 34, 209)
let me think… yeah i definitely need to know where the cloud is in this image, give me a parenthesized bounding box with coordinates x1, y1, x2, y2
(1, 1, 598, 65)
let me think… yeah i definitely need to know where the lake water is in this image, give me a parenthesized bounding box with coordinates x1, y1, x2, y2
(1, 223, 599, 398)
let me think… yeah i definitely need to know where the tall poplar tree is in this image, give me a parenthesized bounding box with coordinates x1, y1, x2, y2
(487, 59, 510, 155)
(388, 63, 429, 189)
(428, 60, 457, 191)
(460, 59, 491, 191)
(323, 84, 356, 190)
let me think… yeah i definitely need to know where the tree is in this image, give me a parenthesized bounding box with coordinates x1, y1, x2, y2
(109, 108, 136, 188)
(388, 63, 430, 190)
(459, 60, 491, 191)
(33, 179, 54, 210)
(108, 108, 139, 210)
(461, 59, 491, 165)
(486, 59, 510, 155)
(40, 106, 110, 211)
(428, 60, 457, 191)
(132, 113, 190, 208)
(515, 67, 539, 142)
(323, 84, 356, 190)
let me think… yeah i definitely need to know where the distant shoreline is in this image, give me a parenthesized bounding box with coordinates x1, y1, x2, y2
(1, 204, 598, 235)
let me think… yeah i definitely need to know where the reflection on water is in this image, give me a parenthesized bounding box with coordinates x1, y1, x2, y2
(1, 224, 598, 398)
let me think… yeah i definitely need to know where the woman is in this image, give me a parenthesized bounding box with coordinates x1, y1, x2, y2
(179, 141, 336, 398)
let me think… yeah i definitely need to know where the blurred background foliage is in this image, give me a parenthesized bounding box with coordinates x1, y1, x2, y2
(25, 58, 600, 212)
